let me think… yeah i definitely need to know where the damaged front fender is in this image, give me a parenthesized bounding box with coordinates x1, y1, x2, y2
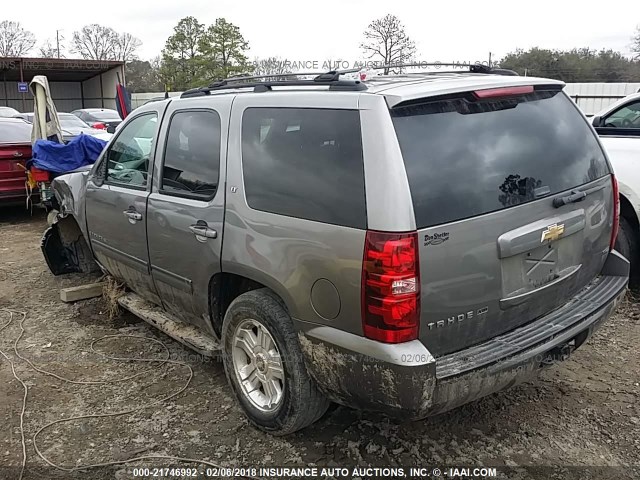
(50, 167, 92, 240)
(42, 168, 100, 275)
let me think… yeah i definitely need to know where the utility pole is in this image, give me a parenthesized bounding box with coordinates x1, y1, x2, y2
(488, 52, 492, 68)
(56, 30, 62, 58)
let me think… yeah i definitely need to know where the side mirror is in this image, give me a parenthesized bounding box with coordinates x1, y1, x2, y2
(592, 115, 603, 127)
(91, 157, 107, 186)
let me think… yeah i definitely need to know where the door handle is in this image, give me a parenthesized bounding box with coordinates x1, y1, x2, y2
(123, 210, 142, 222)
(189, 223, 217, 240)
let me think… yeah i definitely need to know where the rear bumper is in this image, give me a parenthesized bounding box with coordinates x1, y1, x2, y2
(0, 189, 39, 206)
(297, 250, 629, 418)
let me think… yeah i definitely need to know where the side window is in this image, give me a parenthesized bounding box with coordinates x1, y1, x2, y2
(105, 114, 158, 188)
(241, 108, 366, 229)
(604, 100, 640, 128)
(160, 110, 221, 199)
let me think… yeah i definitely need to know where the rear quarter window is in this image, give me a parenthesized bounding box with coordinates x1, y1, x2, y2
(392, 89, 610, 228)
(241, 107, 366, 229)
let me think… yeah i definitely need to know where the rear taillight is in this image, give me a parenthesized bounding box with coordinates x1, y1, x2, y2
(361, 230, 420, 343)
(473, 85, 534, 99)
(92, 122, 106, 130)
(611, 174, 620, 250)
(29, 167, 50, 182)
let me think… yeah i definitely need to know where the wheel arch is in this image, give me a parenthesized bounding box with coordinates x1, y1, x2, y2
(620, 192, 639, 231)
(42, 214, 100, 275)
(208, 269, 293, 337)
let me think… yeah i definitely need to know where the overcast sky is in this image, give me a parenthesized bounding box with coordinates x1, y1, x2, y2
(3, 0, 640, 64)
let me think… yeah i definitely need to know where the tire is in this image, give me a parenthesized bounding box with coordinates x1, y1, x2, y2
(221, 289, 330, 435)
(614, 216, 638, 275)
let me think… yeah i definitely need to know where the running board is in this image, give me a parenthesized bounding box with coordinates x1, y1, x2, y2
(118, 292, 221, 357)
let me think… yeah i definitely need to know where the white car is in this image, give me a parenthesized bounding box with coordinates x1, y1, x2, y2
(15, 112, 113, 143)
(593, 93, 640, 270)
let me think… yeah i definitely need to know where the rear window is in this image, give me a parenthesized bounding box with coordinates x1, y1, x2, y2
(0, 121, 32, 143)
(391, 89, 609, 228)
(241, 107, 366, 229)
(92, 110, 121, 121)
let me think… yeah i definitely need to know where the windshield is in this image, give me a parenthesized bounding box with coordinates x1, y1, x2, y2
(392, 89, 610, 228)
(0, 107, 20, 118)
(0, 121, 32, 143)
(59, 114, 90, 128)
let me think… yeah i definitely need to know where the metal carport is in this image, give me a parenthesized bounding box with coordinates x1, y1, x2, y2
(0, 57, 125, 113)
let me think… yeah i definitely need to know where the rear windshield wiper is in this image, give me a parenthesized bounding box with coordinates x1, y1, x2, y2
(552, 184, 606, 208)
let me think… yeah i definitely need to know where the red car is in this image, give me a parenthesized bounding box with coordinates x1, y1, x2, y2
(0, 117, 35, 206)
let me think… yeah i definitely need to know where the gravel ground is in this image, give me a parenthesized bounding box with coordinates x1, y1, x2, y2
(0, 207, 639, 480)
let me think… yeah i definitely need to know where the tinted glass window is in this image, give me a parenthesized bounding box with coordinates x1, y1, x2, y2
(392, 90, 609, 229)
(93, 110, 122, 121)
(604, 100, 640, 128)
(242, 108, 366, 229)
(59, 114, 90, 128)
(0, 120, 31, 142)
(106, 114, 158, 188)
(161, 110, 221, 199)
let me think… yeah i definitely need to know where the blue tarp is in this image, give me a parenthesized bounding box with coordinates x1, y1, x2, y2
(30, 134, 107, 173)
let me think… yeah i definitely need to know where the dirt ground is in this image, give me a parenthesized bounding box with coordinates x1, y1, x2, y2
(1, 207, 639, 480)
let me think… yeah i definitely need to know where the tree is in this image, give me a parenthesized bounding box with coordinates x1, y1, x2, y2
(39, 40, 60, 58)
(115, 32, 142, 62)
(633, 25, 640, 60)
(0, 20, 36, 57)
(360, 14, 416, 74)
(71, 24, 118, 60)
(499, 47, 640, 82)
(252, 57, 294, 80)
(200, 18, 251, 80)
(125, 60, 161, 92)
(160, 16, 207, 90)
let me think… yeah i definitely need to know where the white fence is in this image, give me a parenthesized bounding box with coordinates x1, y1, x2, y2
(563, 83, 640, 116)
(131, 82, 640, 116)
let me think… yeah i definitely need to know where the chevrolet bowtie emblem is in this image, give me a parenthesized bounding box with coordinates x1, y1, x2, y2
(541, 223, 565, 242)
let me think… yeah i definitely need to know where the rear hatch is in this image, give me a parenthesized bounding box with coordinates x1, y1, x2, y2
(391, 85, 614, 357)
(0, 143, 31, 198)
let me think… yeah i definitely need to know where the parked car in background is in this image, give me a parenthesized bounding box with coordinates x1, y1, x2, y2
(0, 106, 20, 118)
(0, 118, 34, 206)
(15, 112, 113, 143)
(592, 93, 640, 273)
(70, 108, 122, 133)
(43, 69, 629, 435)
(593, 93, 640, 129)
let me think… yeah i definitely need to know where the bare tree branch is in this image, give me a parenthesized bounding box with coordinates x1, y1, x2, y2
(71, 24, 118, 60)
(252, 57, 296, 80)
(38, 39, 60, 58)
(0, 21, 36, 57)
(360, 14, 416, 74)
(632, 25, 640, 60)
(115, 32, 142, 62)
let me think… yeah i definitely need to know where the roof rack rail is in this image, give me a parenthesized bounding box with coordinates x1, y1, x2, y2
(366, 63, 518, 76)
(181, 70, 367, 98)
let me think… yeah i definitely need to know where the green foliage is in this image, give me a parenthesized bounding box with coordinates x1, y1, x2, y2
(499, 47, 640, 82)
(159, 16, 207, 91)
(125, 60, 162, 93)
(159, 16, 251, 91)
(200, 18, 252, 80)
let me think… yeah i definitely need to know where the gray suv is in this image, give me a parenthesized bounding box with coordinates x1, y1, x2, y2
(43, 68, 629, 435)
